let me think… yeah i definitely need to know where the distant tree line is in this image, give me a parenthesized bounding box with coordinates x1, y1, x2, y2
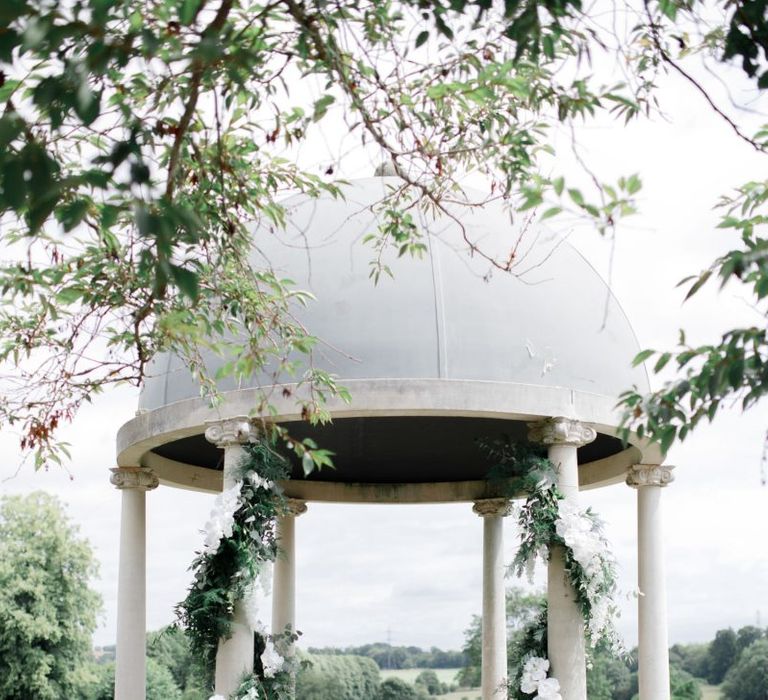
(1, 495, 760, 700)
(307, 643, 467, 670)
(459, 588, 768, 700)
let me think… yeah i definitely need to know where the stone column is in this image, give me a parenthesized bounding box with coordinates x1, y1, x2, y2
(205, 417, 259, 698)
(473, 498, 512, 700)
(272, 498, 307, 645)
(627, 464, 674, 700)
(528, 417, 596, 700)
(111, 466, 159, 700)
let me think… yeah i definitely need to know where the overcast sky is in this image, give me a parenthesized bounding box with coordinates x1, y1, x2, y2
(2, 57, 768, 654)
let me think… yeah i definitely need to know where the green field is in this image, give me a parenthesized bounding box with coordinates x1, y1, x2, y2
(379, 668, 462, 685)
(700, 683, 722, 699)
(379, 669, 479, 698)
(438, 692, 480, 700)
(381, 670, 721, 699)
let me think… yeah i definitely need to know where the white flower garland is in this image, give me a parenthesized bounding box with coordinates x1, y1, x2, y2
(202, 482, 243, 554)
(554, 501, 623, 654)
(511, 471, 624, 698)
(201, 476, 286, 699)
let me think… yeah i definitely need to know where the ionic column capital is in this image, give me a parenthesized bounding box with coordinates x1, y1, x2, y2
(110, 466, 158, 491)
(626, 464, 675, 488)
(284, 498, 308, 517)
(473, 498, 512, 518)
(527, 416, 597, 447)
(204, 417, 258, 447)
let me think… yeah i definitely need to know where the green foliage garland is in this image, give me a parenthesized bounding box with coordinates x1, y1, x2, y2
(482, 439, 623, 694)
(176, 440, 290, 671)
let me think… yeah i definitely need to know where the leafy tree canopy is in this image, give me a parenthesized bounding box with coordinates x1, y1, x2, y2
(1, 0, 767, 467)
(82, 657, 184, 700)
(377, 676, 424, 700)
(706, 627, 739, 685)
(0, 492, 101, 700)
(721, 639, 768, 700)
(295, 652, 382, 700)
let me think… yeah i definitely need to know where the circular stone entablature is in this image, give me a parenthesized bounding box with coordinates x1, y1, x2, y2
(116, 179, 661, 501)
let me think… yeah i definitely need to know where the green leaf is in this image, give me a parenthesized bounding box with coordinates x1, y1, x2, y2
(632, 349, 655, 366)
(0, 79, 20, 103)
(415, 30, 429, 48)
(653, 352, 671, 373)
(426, 84, 449, 99)
(56, 199, 89, 232)
(56, 287, 84, 304)
(1, 158, 26, 210)
(170, 264, 199, 301)
(301, 452, 314, 475)
(684, 270, 711, 300)
(540, 206, 562, 220)
(180, 0, 201, 24)
(658, 0, 677, 20)
(659, 425, 677, 454)
(625, 173, 642, 195)
(312, 95, 335, 122)
(567, 188, 584, 206)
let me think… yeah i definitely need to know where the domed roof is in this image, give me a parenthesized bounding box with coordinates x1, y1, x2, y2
(120, 177, 657, 498)
(139, 177, 648, 411)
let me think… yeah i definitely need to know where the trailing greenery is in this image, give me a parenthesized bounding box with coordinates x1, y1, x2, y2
(479, 439, 622, 697)
(175, 440, 290, 670)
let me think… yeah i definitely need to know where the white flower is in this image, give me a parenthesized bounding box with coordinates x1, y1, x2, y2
(535, 677, 562, 700)
(243, 566, 273, 635)
(202, 482, 243, 554)
(521, 678, 539, 694)
(524, 656, 549, 680)
(521, 656, 549, 693)
(208, 695, 226, 700)
(248, 471, 274, 491)
(261, 639, 284, 678)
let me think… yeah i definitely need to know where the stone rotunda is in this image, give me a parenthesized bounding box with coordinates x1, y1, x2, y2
(112, 177, 673, 700)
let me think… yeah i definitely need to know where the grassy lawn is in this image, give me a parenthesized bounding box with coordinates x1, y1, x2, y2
(380, 668, 462, 685)
(379, 668, 479, 698)
(700, 683, 722, 699)
(438, 692, 480, 700)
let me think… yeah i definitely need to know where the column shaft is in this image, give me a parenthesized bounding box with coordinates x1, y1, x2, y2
(546, 441, 587, 700)
(111, 467, 157, 700)
(637, 483, 670, 699)
(115, 487, 147, 700)
(272, 512, 296, 638)
(473, 499, 511, 700)
(215, 441, 254, 697)
(481, 513, 507, 700)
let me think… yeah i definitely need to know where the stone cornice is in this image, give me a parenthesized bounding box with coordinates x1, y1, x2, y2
(626, 464, 675, 488)
(284, 498, 308, 517)
(204, 417, 258, 447)
(110, 466, 159, 491)
(472, 498, 512, 518)
(527, 416, 597, 447)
